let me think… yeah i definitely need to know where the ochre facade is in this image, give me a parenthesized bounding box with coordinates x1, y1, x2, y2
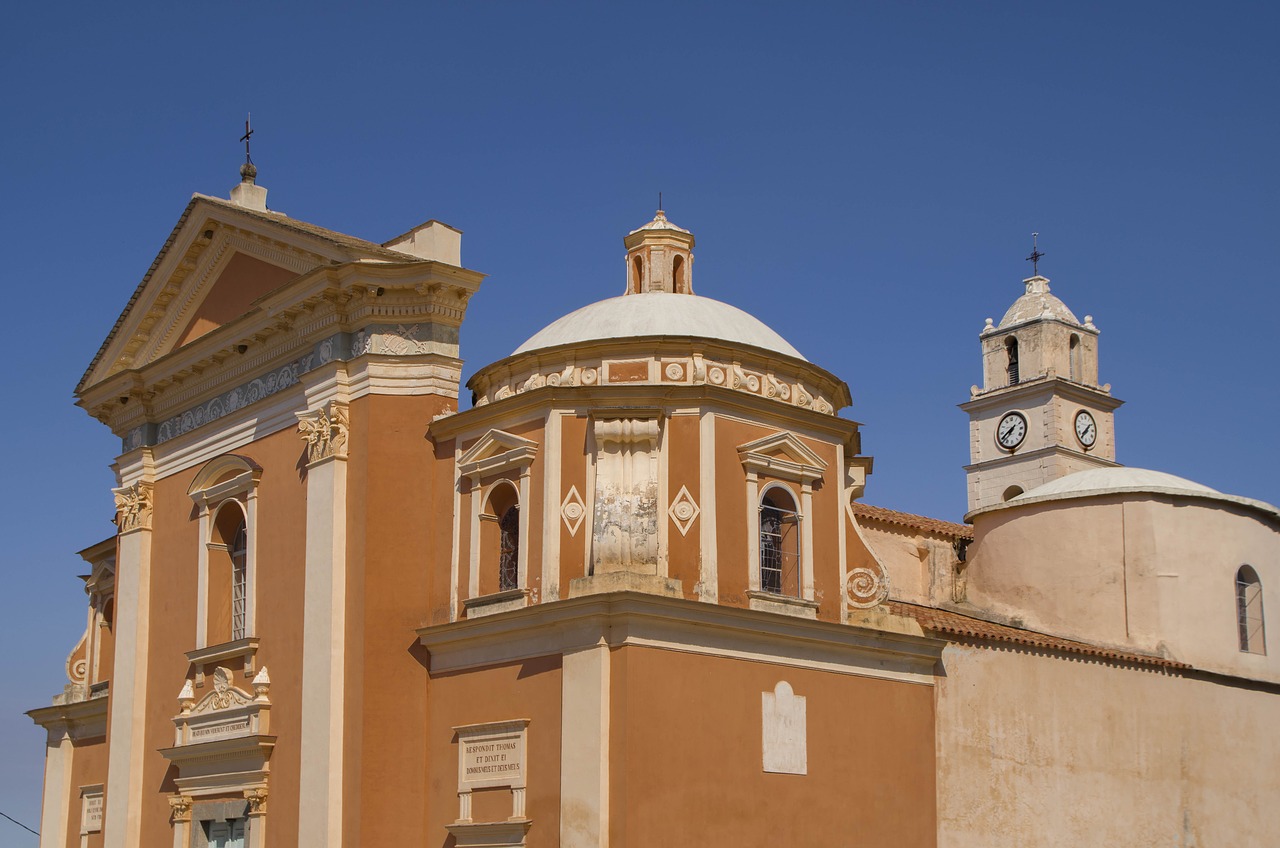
(28, 172, 1279, 848)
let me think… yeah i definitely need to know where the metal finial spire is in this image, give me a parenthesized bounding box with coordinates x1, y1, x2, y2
(240, 114, 254, 164)
(1025, 232, 1044, 276)
(658, 191, 663, 212)
(238, 114, 257, 183)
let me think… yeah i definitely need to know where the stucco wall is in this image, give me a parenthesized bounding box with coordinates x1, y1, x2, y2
(613, 645, 937, 847)
(968, 495, 1280, 682)
(936, 644, 1280, 848)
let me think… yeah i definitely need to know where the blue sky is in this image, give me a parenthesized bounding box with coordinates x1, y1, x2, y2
(2, 1, 1277, 837)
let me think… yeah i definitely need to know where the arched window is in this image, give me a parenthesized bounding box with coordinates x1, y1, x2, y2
(633, 255, 645, 293)
(209, 501, 249, 646)
(1237, 565, 1266, 654)
(499, 505, 520, 592)
(1002, 485, 1024, 502)
(672, 254, 686, 293)
(230, 521, 248, 641)
(187, 454, 261, 652)
(760, 487, 800, 597)
(481, 482, 521, 595)
(1006, 337, 1020, 386)
(1069, 334, 1081, 381)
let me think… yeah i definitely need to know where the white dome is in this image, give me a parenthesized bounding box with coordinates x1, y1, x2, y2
(513, 292, 806, 360)
(998, 276, 1080, 329)
(1016, 467, 1220, 500)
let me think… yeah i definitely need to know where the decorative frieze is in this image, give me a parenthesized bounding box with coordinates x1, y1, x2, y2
(350, 322, 460, 358)
(471, 353, 840, 417)
(297, 401, 349, 464)
(112, 481, 154, 531)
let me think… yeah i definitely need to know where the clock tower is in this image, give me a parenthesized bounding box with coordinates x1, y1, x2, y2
(960, 272, 1123, 513)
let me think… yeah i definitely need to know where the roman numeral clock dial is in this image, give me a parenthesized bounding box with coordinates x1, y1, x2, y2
(996, 411, 1027, 450)
(1075, 410, 1097, 449)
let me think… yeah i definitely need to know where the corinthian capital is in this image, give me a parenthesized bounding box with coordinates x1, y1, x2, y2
(168, 794, 193, 823)
(296, 400, 349, 464)
(112, 481, 154, 531)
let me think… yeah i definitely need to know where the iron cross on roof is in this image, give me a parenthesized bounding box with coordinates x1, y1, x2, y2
(1026, 232, 1045, 276)
(240, 115, 254, 165)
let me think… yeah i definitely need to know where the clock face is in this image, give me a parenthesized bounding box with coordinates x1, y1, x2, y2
(996, 412, 1027, 450)
(1075, 410, 1097, 448)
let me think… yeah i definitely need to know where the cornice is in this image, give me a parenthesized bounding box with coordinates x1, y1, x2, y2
(431, 383, 863, 445)
(418, 590, 944, 683)
(27, 692, 110, 735)
(961, 376, 1124, 412)
(80, 261, 483, 445)
(469, 336, 852, 414)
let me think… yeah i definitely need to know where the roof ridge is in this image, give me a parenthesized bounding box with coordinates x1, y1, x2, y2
(886, 600, 1188, 669)
(849, 502, 973, 540)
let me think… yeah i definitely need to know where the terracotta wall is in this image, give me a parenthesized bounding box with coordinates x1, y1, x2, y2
(665, 413, 701, 595)
(346, 392, 453, 846)
(611, 646, 937, 847)
(176, 253, 297, 346)
(135, 422, 309, 848)
(424, 656, 564, 848)
(66, 737, 108, 848)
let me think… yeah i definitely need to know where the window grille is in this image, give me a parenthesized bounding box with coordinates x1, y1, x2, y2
(760, 495, 799, 596)
(231, 522, 248, 641)
(499, 506, 520, 592)
(1237, 566, 1266, 654)
(207, 818, 246, 848)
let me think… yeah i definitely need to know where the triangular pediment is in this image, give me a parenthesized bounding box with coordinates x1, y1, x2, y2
(458, 429, 539, 479)
(738, 430, 827, 483)
(738, 431, 827, 468)
(78, 194, 417, 395)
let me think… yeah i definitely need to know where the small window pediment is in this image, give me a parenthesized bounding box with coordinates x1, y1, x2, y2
(459, 429, 538, 481)
(738, 431, 827, 484)
(188, 454, 262, 505)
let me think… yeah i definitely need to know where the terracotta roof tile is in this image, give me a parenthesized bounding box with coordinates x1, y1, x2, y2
(887, 600, 1188, 669)
(850, 502, 974, 540)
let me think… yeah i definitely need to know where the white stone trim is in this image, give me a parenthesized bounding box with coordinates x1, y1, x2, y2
(542, 411, 563, 601)
(561, 634, 609, 848)
(657, 417, 669, 578)
(698, 411, 718, 602)
(450, 442, 464, 623)
(296, 376, 349, 848)
(37, 727, 73, 848)
(103, 522, 153, 848)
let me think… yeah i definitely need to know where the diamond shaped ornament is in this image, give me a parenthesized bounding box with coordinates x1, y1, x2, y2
(561, 485, 586, 536)
(669, 485, 701, 536)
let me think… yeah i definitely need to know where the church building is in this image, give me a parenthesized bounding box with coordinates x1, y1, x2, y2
(27, 165, 1280, 847)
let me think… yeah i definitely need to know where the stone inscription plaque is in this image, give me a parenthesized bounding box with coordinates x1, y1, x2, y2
(81, 791, 103, 833)
(463, 736, 523, 783)
(456, 719, 530, 791)
(762, 681, 807, 775)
